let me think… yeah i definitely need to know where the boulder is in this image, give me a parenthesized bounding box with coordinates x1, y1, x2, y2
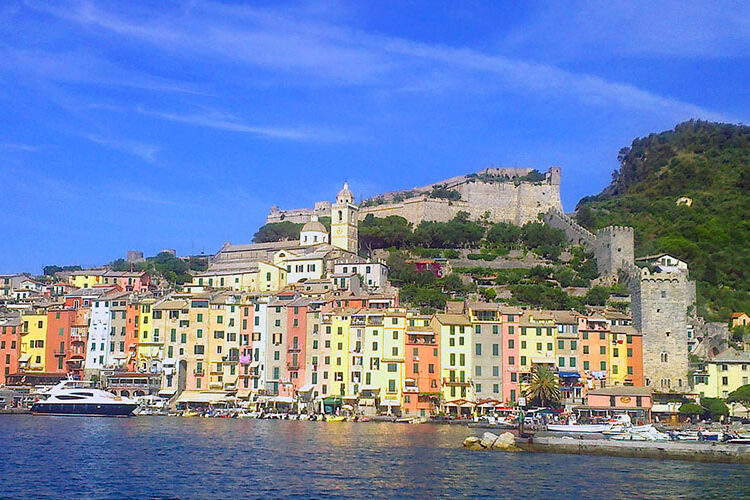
(463, 436, 483, 450)
(491, 432, 519, 451)
(480, 432, 499, 449)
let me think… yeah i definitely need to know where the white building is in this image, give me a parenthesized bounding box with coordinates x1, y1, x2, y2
(85, 296, 114, 372)
(333, 260, 389, 291)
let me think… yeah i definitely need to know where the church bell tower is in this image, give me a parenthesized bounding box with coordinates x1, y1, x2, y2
(331, 182, 359, 254)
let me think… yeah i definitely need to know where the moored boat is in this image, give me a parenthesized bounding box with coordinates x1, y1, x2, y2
(31, 380, 136, 417)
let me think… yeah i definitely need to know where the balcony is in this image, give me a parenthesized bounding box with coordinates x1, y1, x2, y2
(404, 385, 419, 394)
(442, 378, 471, 387)
(54, 350, 65, 357)
(193, 370, 204, 376)
(287, 363, 300, 370)
(287, 346, 301, 353)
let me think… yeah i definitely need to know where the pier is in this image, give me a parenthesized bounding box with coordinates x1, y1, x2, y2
(516, 435, 750, 464)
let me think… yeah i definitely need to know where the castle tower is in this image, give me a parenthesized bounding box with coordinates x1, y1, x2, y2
(331, 183, 359, 254)
(631, 267, 695, 392)
(594, 226, 634, 276)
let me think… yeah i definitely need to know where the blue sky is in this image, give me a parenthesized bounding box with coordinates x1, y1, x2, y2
(2, 0, 749, 273)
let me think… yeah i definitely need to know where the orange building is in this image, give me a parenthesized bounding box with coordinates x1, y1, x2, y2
(403, 315, 440, 416)
(46, 309, 82, 377)
(578, 315, 610, 390)
(0, 314, 22, 384)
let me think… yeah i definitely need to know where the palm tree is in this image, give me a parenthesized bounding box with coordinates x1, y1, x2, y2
(524, 365, 561, 407)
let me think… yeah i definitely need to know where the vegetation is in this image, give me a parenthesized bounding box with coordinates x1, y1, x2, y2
(387, 250, 474, 311)
(700, 397, 730, 419)
(576, 120, 750, 320)
(524, 365, 561, 407)
(428, 184, 461, 200)
(107, 252, 206, 285)
(678, 403, 704, 416)
(42, 264, 82, 276)
(253, 221, 304, 243)
(727, 384, 750, 413)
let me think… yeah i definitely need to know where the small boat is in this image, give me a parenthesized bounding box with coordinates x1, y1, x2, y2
(31, 380, 136, 417)
(182, 410, 199, 417)
(325, 415, 346, 422)
(547, 423, 611, 433)
(698, 431, 723, 441)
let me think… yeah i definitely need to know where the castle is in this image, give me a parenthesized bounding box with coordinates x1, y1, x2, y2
(267, 166, 563, 227)
(545, 207, 696, 391)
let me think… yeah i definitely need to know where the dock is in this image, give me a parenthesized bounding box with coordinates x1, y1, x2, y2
(517, 435, 750, 464)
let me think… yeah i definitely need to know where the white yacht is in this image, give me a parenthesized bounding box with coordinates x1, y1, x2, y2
(31, 380, 137, 417)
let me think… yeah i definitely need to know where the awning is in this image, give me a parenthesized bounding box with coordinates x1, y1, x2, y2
(18, 354, 31, 363)
(558, 372, 580, 378)
(298, 384, 315, 393)
(177, 391, 228, 404)
(158, 389, 176, 396)
(270, 396, 294, 404)
(382, 400, 400, 406)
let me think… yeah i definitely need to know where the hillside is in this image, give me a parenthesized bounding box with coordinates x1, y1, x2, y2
(576, 120, 750, 320)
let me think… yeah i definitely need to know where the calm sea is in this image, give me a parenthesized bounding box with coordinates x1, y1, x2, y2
(1, 416, 748, 499)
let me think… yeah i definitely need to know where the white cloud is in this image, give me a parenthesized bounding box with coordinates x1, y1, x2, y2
(135, 106, 349, 142)
(0, 143, 39, 152)
(24, 0, 734, 123)
(82, 133, 160, 163)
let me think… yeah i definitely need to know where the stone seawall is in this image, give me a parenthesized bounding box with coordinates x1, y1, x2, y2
(517, 436, 750, 464)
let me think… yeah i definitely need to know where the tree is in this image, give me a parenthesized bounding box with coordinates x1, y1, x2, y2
(678, 403, 704, 417)
(585, 286, 611, 306)
(486, 222, 522, 247)
(253, 221, 303, 243)
(43, 264, 82, 276)
(524, 365, 561, 407)
(701, 397, 729, 419)
(480, 287, 497, 301)
(442, 273, 465, 294)
(727, 384, 750, 413)
(108, 259, 131, 272)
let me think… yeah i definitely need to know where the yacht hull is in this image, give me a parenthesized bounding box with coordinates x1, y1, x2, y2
(31, 402, 137, 417)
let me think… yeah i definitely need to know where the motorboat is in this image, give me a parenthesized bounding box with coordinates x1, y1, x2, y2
(325, 415, 346, 422)
(31, 380, 137, 417)
(548, 414, 632, 434)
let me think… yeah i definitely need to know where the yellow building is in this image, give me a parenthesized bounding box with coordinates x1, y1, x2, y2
(693, 349, 750, 399)
(330, 311, 353, 397)
(68, 270, 105, 289)
(518, 311, 557, 375)
(381, 310, 406, 410)
(135, 297, 162, 372)
(361, 310, 385, 403)
(191, 262, 287, 293)
(20, 312, 47, 372)
(203, 293, 242, 394)
(153, 297, 190, 398)
(432, 313, 473, 409)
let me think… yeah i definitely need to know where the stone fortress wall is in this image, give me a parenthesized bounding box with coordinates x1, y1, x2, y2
(358, 166, 563, 226)
(547, 207, 694, 392)
(543, 208, 635, 277)
(267, 167, 563, 227)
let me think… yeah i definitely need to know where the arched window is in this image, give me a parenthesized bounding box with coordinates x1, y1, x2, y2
(338, 210, 343, 221)
(660, 352, 668, 363)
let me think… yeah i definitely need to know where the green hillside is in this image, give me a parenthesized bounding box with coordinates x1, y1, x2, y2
(576, 120, 750, 320)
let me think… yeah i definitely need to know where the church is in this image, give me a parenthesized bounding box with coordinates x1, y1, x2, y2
(188, 184, 386, 293)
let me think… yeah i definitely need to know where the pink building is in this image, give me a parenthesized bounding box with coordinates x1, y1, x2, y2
(286, 297, 310, 395)
(580, 386, 653, 424)
(500, 306, 523, 404)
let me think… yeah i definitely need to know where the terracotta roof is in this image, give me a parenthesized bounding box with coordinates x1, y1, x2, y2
(434, 313, 471, 326)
